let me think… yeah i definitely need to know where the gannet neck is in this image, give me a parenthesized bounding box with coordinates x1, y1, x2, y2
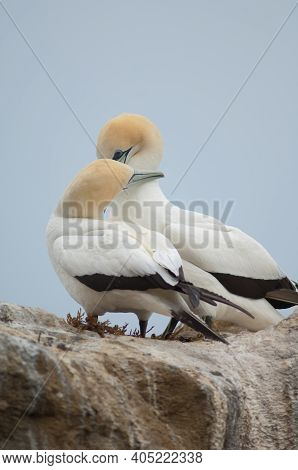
(108, 178, 225, 231)
(113, 180, 168, 207)
(108, 180, 170, 231)
(56, 199, 107, 220)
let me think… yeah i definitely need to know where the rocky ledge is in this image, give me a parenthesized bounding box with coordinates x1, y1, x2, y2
(0, 302, 297, 450)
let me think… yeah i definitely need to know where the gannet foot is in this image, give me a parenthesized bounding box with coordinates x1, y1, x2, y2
(87, 314, 98, 327)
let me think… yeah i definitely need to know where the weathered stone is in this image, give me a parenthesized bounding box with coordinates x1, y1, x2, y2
(0, 302, 297, 450)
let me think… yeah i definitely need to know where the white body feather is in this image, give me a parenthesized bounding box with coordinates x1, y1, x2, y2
(108, 181, 283, 330)
(46, 214, 192, 321)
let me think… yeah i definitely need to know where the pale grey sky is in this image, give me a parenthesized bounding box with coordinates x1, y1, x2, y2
(1, 0, 297, 332)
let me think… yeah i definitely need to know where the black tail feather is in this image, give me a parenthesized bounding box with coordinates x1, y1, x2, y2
(199, 288, 254, 319)
(179, 282, 217, 308)
(178, 282, 254, 319)
(265, 288, 298, 305)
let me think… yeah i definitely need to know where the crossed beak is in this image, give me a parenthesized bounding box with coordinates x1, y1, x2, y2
(127, 171, 164, 186)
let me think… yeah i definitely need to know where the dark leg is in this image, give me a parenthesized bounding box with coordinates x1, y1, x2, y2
(139, 319, 148, 338)
(87, 314, 98, 326)
(160, 317, 179, 339)
(204, 316, 213, 329)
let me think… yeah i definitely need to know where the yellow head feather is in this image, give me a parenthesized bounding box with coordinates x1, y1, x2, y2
(59, 160, 133, 218)
(97, 113, 163, 171)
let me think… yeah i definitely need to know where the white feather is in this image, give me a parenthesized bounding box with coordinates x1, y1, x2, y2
(165, 223, 284, 280)
(48, 216, 179, 286)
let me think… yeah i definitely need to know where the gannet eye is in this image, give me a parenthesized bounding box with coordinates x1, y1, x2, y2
(113, 150, 124, 161)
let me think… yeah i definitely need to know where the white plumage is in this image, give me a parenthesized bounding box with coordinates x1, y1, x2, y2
(47, 159, 248, 341)
(165, 222, 284, 280)
(47, 216, 179, 315)
(96, 113, 298, 330)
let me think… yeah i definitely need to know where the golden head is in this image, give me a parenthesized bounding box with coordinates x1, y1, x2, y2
(96, 113, 163, 171)
(59, 159, 163, 219)
(59, 160, 134, 218)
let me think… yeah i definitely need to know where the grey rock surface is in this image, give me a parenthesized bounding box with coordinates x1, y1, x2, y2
(0, 302, 297, 449)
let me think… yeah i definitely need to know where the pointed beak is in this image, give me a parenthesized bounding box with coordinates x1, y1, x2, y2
(127, 171, 164, 186)
(113, 147, 132, 164)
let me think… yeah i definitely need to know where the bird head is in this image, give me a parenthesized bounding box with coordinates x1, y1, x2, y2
(59, 159, 163, 219)
(96, 113, 163, 172)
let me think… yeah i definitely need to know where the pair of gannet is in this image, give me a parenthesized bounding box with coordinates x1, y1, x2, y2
(96, 113, 298, 331)
(47, 159, 251, 342)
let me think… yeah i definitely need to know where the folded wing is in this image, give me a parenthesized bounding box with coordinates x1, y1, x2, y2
(165, 222, 295, 307)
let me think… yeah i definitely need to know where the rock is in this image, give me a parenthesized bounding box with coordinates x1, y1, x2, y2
(0, 302, 297, 450)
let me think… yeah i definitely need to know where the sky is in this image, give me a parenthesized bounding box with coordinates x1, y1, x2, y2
(0, 0, 297, 333)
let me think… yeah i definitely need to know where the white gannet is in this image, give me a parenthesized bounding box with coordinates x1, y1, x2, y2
(46, 159, 251, 341)
(96, 113, 298, 331)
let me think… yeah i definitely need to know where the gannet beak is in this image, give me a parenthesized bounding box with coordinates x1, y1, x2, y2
(127, 171, 164, 186)
(113, 147, 133, 164)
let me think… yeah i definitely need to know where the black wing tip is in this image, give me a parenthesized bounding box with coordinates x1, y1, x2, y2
(178, 282, 200, 308)
(177, 283, 255, 319)
(216, 335, 229, 345)
(200, 288, 255, 319)
(172, 310, 229, 345)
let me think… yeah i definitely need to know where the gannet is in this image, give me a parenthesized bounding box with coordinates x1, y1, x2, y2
(96, 113, 298, 331)
(46, 159, 251, 341)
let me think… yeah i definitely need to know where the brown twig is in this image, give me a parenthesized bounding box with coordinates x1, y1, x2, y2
(66, 309, 155, 338)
